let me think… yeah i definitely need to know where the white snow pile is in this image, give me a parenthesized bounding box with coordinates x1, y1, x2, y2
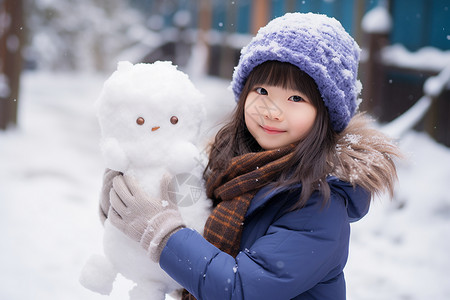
(361, 5, 392, 34)
(0, 70, 449, 300)
(382, 44, 450, 73)
(79, 61, 211, 299)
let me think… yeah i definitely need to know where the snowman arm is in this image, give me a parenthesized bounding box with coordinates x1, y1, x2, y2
(100, 137, 129, 172)
(167, 142, 201, 174)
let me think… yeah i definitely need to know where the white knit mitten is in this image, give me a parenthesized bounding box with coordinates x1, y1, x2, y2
(108, 174, 185, 262)
(99, 169, 121, 225)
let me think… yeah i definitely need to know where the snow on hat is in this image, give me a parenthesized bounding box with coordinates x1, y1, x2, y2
(230, 12, 362, 132)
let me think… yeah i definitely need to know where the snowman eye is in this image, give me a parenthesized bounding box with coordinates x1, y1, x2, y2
(136, 117, 145, 125)
(170, 116, 178, 125)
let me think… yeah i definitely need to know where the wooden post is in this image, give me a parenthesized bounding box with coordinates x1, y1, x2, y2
(0, 0, 24, 130)
(251, 0, 270, 35)
(424, 84, 450, 147)
(197, 0, 211, 73)
(198, 0, 212, 36)
(360, 32, 389, 117)
(352, 0, 365, 45)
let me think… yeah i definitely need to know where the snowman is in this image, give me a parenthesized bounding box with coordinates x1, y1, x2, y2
(79, 61, 212, 300)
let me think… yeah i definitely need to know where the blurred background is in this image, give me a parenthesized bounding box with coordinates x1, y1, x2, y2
(1, 0, 449, 144)
(0, 0, 449, 299)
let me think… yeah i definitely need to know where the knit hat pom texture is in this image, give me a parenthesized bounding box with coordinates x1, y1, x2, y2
(231, 12, 362, 132)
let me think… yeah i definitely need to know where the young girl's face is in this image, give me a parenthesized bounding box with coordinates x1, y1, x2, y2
(244, 84, 317, 150)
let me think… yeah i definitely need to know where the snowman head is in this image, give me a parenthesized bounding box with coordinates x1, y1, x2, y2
(96, 61, 206, 167)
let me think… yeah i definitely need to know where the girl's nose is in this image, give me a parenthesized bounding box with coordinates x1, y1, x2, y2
(262, 100, 282, 121)
(265, 112, 281, 121)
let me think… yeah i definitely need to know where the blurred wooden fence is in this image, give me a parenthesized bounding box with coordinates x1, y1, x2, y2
(361, 31, 450, 146)
(0, 0, 24, 130)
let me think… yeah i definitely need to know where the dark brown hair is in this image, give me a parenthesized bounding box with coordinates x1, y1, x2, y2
(206, 61, 338, 209)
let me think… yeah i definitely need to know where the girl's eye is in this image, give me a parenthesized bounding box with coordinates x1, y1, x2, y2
(170, 116, 178, 125)
(136, 117, 145, 125)
(288, 95, 305, 103)
(255, 87, 268, 95)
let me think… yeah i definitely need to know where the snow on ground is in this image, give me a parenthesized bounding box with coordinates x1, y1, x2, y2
(0, 70, 449, 299)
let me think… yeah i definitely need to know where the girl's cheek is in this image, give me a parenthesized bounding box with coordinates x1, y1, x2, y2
(244, 96, 254, 115)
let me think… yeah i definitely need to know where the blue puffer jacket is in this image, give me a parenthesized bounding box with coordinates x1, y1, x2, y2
(160, 177, 370, 300)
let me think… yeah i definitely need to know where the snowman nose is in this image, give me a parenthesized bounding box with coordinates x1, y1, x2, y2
(151, 126, 160, 132)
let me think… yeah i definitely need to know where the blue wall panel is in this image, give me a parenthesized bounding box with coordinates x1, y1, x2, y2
(390, 0, 450, 51)
(429, 0, 450, 50)
(271, 0, 287, 18)
(391, 0, 428, 51)
(211, 1, 227, 31)
(131, 0, 449, 50)
(292, 0, 355, 35)
(236, 0, 252, 33)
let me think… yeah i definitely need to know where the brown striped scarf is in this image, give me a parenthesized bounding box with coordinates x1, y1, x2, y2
(181, 144, 295, 300)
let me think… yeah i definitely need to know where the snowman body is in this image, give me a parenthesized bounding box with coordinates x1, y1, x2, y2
(80, 61, 211, 300)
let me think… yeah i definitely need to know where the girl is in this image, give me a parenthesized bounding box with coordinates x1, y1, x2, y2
(101, 13, 402, 299)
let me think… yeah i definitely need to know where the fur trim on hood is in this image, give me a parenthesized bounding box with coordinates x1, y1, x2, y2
(329, 113, 403, 199)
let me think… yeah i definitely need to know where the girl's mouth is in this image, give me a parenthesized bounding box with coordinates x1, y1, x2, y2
(260, 125, 286, 134)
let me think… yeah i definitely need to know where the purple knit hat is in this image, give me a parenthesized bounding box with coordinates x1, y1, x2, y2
(230, 12, 362, 132)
